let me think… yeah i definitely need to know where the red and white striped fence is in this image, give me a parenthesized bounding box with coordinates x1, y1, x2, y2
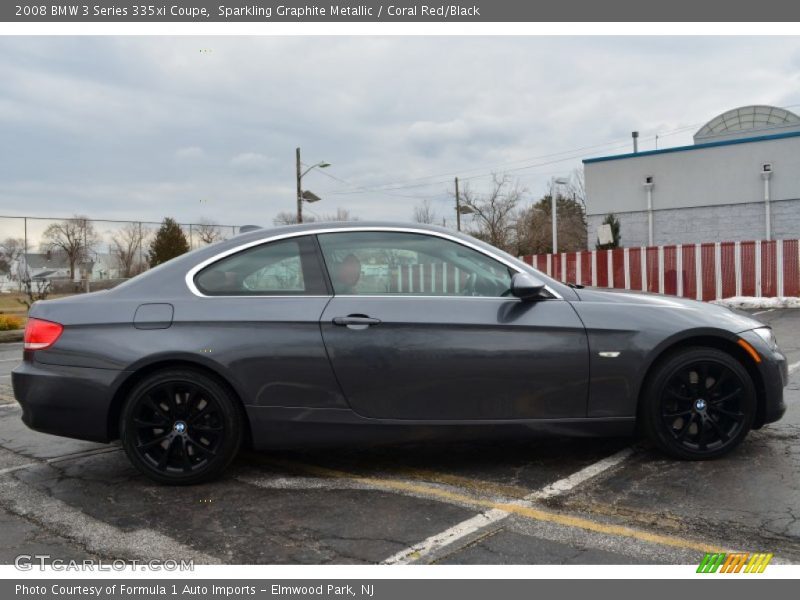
(521, 240, 800, 301)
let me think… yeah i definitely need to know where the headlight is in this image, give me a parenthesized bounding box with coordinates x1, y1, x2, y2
(753, 327, 779, 351)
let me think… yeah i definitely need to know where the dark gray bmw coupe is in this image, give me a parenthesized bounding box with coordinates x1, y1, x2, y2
(12, 222, 787, 484)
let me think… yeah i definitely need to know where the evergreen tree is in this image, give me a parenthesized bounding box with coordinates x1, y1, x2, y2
(596, 213, 622, 250)
(149, 217, 190, 267)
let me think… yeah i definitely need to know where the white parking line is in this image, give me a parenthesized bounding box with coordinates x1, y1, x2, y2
(0, 475, 217, 563)
(381, 447, 634, 564)
(788, 361, 800, 375)
(752, 309, 775, 316)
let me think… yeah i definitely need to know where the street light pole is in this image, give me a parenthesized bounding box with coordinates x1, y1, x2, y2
(552, 177, 569, 254)
(296, 147, 303, 224)
(455, 177, 461, 232)
(295, 147, 331, 224)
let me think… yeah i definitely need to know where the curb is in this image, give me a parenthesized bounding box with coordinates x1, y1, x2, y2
(0, 330, 24, 343)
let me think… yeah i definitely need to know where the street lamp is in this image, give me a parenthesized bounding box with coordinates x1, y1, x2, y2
(454, 177, 475, 232)
(552, 177, 569, 254)
(296, 147, 331, 223)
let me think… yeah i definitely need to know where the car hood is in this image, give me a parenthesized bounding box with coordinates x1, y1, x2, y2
(571, 287, 764, 333)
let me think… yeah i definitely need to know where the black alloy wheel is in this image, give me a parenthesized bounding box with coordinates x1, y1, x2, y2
(120, 369, 242, 485)
(642, 347, 757, 459)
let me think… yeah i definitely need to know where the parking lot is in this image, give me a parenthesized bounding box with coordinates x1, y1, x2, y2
(1, 308, 799, 565)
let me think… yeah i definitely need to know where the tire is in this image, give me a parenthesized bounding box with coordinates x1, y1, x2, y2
(641, 347, 757, 460)
(120, 368, 243, 485)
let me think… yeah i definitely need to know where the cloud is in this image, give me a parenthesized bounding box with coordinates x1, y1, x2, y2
(1, 36, 799, 227)
(175, 146, 205, 159)
(229, 152, 274, 171)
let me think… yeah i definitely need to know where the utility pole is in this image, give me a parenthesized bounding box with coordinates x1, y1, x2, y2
(296, 147, 303, 224)
(455, 177, 461, 232)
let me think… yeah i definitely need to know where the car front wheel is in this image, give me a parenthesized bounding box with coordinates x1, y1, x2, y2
(641, 347, 757, 460)
(120, 368, 243, 485)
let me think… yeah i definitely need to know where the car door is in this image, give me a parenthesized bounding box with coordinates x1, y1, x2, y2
(316, 230, 589, 421)
(188, 234, 345, 411)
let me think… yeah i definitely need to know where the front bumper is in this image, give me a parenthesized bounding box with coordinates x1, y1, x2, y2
(738, 329, 788, 427)
(12, 360, 122, 443)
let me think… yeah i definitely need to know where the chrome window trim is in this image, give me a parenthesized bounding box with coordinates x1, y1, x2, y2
(184, 226, 563, 300)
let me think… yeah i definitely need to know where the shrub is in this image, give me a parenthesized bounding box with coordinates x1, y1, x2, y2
(0, 314, 24, 331)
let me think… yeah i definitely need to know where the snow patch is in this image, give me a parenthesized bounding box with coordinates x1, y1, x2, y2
(712, 296, 800, 309)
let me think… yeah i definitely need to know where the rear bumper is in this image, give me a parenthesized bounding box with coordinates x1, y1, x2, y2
(11, 360, 121, 443)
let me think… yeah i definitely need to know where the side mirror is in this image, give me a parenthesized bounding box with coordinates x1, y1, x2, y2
(511, 272, 546, 301)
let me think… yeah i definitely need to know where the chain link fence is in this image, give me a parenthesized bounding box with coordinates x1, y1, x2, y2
(0, 215, 242, 295)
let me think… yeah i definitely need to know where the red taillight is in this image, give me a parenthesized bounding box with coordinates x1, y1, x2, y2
(24, 318, 64, 350)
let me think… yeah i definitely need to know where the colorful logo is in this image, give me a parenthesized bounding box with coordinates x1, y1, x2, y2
(697, 553, 773, 573)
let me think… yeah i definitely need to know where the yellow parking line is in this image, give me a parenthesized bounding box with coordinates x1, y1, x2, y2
(390, 467, 532, 499)
(257, 456, 729, 555)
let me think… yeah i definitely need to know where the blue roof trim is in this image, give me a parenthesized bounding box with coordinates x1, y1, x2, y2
(583, 130, 800, 164)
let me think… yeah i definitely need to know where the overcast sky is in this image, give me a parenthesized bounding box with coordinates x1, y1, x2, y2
(2, 36, 800, 236)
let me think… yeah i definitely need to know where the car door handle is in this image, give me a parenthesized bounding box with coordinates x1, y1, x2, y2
(332, 315, 382, 328)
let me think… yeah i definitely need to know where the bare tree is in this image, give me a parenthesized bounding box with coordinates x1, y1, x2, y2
(412, 199, 438, 224)
(0, 237, 26, 276)
(111, 222, 147, 278)
(318, 208, 358, 222)
(195, 220, 222, 245)
(516, 193, 587, 256)
(460, 174, 524, 253)
(41, 216, 99, 280)
(273, 211, 303, 226)
(565, 168, 586, 211)
(273, 208, 357, 226)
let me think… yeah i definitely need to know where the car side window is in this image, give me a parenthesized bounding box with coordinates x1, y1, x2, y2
(194, 236, 328, 296)
(316, 231, 514, 297)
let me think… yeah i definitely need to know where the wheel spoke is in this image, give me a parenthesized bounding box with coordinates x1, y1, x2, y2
(710, 406, 745, 420)
(664, 409, 692, 418)
(186, 389, 202, 416)
(707, 370, 729, 393)
(134, 418, 167, 429)
(164, 384, 178, 414)
(707, 417, 730, 443)
(674, 413, 695, 441)
(189, 402, 213, 424)
(696, 418, 707, 450)
(157, 436, 178, 470)
(192, 423, 223, 433)
(136, 433, 170, 450)
(700, 363, 710, 389)
(179, 438, 193, 472)
(144, 397, 171, 422)
(187, 436, 216, 457)
(711, 387, 742, 405)
(666, 388, 693, 402)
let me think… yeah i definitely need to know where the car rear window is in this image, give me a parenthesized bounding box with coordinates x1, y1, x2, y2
(194, 236, 328, 296)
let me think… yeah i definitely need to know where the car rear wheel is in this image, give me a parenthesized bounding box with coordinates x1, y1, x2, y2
(641, 347, 757, 460)
(120, 368, 242, 485)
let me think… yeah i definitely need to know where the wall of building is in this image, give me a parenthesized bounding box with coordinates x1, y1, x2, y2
(587, 198, 800, 248)
(583, 133, 800, 248)
(585, 134, 800, 214)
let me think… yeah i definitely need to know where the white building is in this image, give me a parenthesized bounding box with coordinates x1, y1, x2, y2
(583, 105, 800, 248)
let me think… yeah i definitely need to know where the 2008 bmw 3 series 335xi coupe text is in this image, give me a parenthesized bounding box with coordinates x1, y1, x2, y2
(12, 223, 788, 484)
